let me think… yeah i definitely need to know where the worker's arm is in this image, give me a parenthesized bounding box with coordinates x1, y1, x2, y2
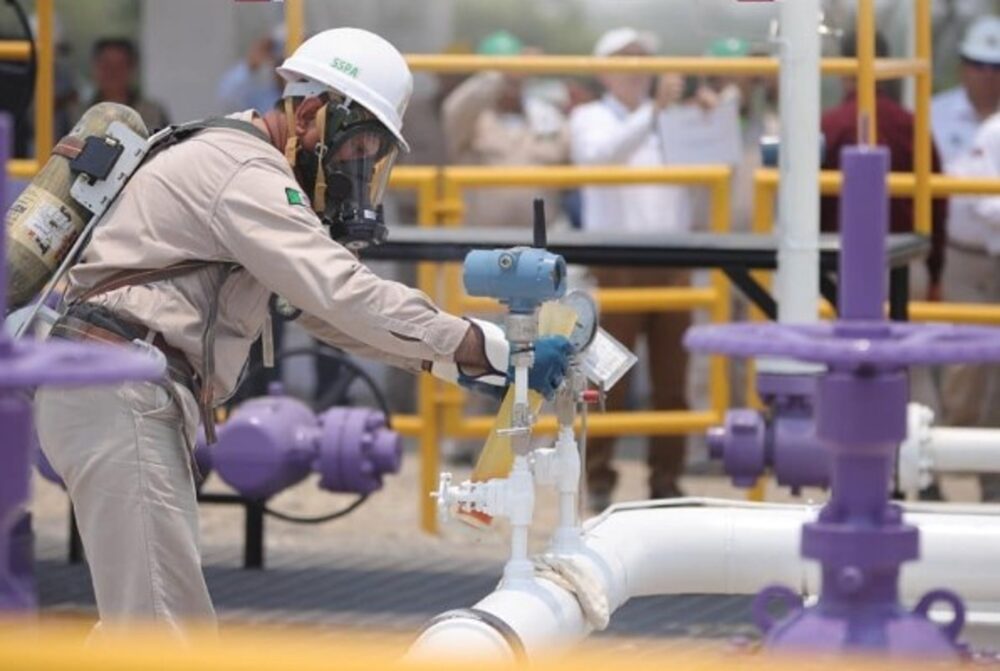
(441, 71, 505, 159)
(569, 102, 654, 165)
(212, 160, 475, 367)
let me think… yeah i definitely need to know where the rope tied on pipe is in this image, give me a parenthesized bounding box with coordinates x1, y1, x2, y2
(532, 553, 610, 630)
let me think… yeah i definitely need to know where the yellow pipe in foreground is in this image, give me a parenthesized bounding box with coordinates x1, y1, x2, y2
(0, 40, 31, 60)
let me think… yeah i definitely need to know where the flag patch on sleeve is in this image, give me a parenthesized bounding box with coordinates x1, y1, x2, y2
(285, 187, 307, 207)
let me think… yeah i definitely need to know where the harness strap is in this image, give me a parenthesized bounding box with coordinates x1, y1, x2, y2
(52, 136, 84, 160)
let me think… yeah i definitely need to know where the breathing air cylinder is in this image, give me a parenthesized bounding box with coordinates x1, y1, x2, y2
(4, 102, 148, 310)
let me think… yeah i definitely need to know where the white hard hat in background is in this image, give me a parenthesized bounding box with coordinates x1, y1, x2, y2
(960, 16, 1000, 65)
(593, 27, 660, 57)
(278, 27, 413, 152)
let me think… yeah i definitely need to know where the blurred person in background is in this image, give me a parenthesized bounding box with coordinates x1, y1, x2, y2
(940, 111, 1000, 500)
(440, 30, 570, 466)
(560, 76, 603, 230)
(820, 30, 947, 301)
(570, 28, 695, 510)
(75, 37, 170, 133)
(932, 16, 1000, 168)
(442, 30, 569, 229)
(217, 24, 286, 115)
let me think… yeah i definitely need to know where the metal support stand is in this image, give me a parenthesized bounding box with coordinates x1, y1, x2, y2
(197, 492, 266, 569)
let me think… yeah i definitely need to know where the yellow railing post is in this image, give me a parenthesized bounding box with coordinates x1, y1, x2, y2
(708, 175, 732, 419)
(856, 0, 877, 144)
(913, 0, 933, 236)
(415, 173, 442, 533)
(34, 0, 54, 165)
(284, 0, 305, 56)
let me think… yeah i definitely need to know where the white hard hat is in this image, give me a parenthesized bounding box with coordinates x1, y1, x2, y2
(960, 16, 1000, 65)
(278, 27, 413, 152)
(593, 27, 659, 57)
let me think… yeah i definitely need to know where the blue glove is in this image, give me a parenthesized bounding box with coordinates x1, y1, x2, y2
(459, 335, 573, 401)
(527, 335, 573, 399)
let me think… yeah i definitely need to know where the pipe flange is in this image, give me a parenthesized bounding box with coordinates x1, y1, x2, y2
(416, 608, 528, 664)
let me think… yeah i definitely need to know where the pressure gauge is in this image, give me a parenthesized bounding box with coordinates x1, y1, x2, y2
(561, 290, 598, 353)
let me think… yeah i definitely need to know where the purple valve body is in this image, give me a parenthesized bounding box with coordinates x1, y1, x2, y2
(196, 386, 402, 500)
(686, 145, 996, 657)
(0, 114, 164, 611)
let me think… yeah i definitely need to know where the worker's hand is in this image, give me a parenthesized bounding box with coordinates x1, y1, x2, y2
(526, 335, 573, 399)
(653, 73, 684, 110)
(458, 335, 573, 401)
(693, 84, 721, 112)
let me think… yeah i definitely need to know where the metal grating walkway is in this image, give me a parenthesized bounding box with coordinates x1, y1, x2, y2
(36, 537, 757, 648)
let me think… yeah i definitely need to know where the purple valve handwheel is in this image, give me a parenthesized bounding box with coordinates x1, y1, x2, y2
(0, 339, 166, 389)
(685, 321, 1000, 368)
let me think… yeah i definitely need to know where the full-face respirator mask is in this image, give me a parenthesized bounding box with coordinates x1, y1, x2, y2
(284, 94, 400, 251)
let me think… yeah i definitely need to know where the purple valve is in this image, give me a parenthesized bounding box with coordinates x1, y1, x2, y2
(196, 387, 402, 500)
(686, 144, 999, 658)
(0, 114, 164, 611)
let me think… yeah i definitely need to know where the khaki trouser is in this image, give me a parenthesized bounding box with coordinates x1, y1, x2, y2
(940, 245, 1000, 428)
(35, 379, 216, 632)
(940, 244, 1000, 500)
(587, 267, 691, 496)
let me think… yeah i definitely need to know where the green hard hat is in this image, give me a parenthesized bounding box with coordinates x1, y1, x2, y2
(707, 37, 750, 58)
(477, 30, 523, 56)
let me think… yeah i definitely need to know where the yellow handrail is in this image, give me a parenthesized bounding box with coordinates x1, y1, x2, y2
(0, 40, 31, 60)
(405, 54, 922, 78)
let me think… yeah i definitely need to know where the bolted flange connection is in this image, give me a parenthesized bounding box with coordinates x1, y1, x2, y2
(196, 392, 401, 500)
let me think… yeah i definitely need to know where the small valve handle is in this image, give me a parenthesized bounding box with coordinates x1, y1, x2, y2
(581, 390, 601, 405)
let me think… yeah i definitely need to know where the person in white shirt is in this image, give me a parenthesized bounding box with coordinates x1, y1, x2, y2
(569, 27, 693, 509)
(941, 111, 1000, 500)
(931, 16, 1000, 169)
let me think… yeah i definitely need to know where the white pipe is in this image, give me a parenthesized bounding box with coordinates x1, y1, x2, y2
(762, 0, 823, 376)
(927, 427, 1000, 474)
(410, 498, 1000, 661)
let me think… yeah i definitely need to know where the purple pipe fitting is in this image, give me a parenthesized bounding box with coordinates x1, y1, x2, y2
(684, 144, 1000, 658)
(0, 114, 164, 611)
(707, 373, 828, 493)
(196, 387, 402, 500)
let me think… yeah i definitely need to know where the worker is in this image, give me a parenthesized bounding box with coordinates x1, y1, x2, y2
(32, 28, 572, 634)
(442, 30, 568, 229)
(931, 16, 1000, 169)
(940, 110, 1000, 500)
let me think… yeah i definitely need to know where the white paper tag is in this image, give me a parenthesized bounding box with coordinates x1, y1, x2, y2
(580, 327, 637, 391)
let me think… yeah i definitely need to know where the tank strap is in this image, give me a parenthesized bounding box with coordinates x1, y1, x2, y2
(52, 136, 84, 160)
(141, 116, 270, 166)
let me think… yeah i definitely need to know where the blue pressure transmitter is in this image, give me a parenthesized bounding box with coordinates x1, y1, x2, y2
(463, 199, 567, 314)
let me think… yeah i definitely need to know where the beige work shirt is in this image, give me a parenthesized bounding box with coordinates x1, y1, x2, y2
(67, 111, 469, 401)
